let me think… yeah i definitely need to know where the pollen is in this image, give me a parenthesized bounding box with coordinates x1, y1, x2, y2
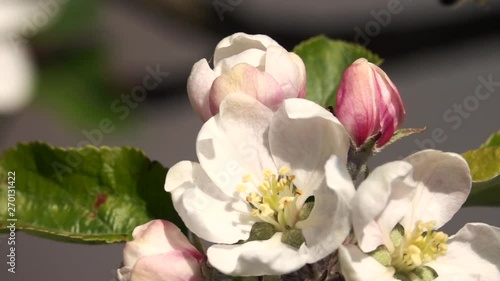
(258, 204, 275, 217)
(242, 174, 252, 183)
(263, 168, 274, 178)
(279, 166, 291, 175)
(391, 220, 449, 274)
(246, 192, 262, 206)
(237, 184, 247, 193)
(238, 167, 306, 231)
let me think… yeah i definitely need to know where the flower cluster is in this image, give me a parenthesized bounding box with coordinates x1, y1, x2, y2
(117, 33, 500, 281)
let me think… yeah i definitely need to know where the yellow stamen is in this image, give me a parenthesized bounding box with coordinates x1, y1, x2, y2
(263, 169, 273, 179)
(237, 167, 307, 231)
(391, 220, 449, 274)
(237, 184, 247, 193)
(242, 174, 252, 183)
(279, 166, 291, 175)
(258, 204, 274, 217)
(246, 192, 262, 205)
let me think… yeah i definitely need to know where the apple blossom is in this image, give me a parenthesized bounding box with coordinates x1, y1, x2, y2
(0, 1, 38, 34)
(340, 150, 500, 281)
(335, 58, 405, 148)
(187, 32, 307, 121)
(117, 220, 205, 281)
(165, 94, 355, 276)
(0, 1, 38, 114)
(0, 41, 34, 114)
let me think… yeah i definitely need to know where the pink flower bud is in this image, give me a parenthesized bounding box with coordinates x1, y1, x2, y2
(335, 58, 405, 148)
(187, 33, 306, 121)
(117, 220, 205, 281)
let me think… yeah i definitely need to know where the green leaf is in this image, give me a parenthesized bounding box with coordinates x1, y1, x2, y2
(463, 146, 500, 206)
(0, 142, 183, 243)
(464, 147, 500, 182)
(377, 127, 427, 152)
(481, 131, 500, 148)
(293, 36, 383, 108)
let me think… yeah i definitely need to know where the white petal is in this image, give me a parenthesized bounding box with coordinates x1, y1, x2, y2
(325, 155, 356, 207)
(339, 245, 398, 281)
(264, 45, 302, 98)
(165, 161, 253, 244)
(197, 94, 275, 197)
(269, 98, 350, 202)
(187, 59, 217, 121)
(0, 41, 34, 114)
(207, 233, 308, 276)
(401, 150, 471, 230)
(214, 33, 279, 66)
(289, 52, 307, 98)
(0, 2, 39, 33)
(296, 156, 354, 263)
(213, 49, 266, 75)
(352, 161, 414, 253)
(427, 223, 500, 281)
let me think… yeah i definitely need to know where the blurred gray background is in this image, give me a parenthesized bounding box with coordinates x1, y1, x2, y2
(1, 0, 500, 280)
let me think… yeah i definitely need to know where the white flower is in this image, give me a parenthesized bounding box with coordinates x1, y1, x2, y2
(0, 40, 34, 114)
(340, 150, 500, 281)
(0, 1, 38, 34)
(187, 32, 307, 121)
(165, 94, 354, 276)
(0, 0, 41, 114)
(117, 220, 205, 281)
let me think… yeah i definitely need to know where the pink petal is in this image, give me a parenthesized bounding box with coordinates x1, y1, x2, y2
(336, 58, 380, 147)
(371, 64, 405, 147)
(209, 63, 285, 115)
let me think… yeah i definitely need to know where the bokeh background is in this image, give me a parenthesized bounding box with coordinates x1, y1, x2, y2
(1, 0, 500, 280)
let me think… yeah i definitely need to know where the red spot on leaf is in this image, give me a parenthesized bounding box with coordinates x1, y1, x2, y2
(94, 193, 108, 211)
